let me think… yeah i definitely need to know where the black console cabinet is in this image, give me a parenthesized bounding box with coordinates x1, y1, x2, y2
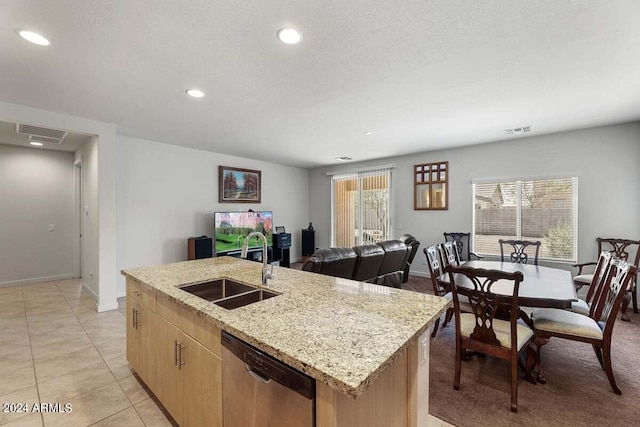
(302, 229, 315, 257)
(273, 233, 291, 267)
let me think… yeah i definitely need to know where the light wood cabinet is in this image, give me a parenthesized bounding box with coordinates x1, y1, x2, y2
(153, 316, 185, 425)
(182, 334, 222, 427)
(126, 281, 222, 427)
(153, 312, 222, 427)
(126, 287, 156, 390)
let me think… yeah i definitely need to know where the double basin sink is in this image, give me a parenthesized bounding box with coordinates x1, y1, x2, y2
(179, 278, 279, 309)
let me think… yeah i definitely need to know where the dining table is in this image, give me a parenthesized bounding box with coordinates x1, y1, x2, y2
(437, 260, 579, 384)
(437, 260, 578, 309)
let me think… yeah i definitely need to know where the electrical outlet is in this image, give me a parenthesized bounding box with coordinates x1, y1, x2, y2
(48, 224, 55, 232)
(420, 336, 428, 365)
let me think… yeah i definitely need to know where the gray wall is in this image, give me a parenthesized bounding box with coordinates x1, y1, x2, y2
(0, 144, 75, 285)
(308, 122, 640, 275)
(116, 135, 310, 297)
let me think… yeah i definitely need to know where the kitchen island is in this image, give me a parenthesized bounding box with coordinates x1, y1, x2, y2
(121, 257, 449, 426)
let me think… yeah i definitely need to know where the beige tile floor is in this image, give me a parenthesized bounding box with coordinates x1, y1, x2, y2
(0, 279, 175, 427)
(0, 279, 452, 427)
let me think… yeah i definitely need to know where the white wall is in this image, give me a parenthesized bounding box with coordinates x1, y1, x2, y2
(0, 101, 118, 312)
(74, 137, 100, 297)
(0, 144, 75, 285)
(116, 135, 310, 296)
(309, 122, 640, 274)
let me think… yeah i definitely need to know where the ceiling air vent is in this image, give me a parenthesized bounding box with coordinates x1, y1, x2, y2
(505, 126, 531, 136)
(16, 123, 67, 144)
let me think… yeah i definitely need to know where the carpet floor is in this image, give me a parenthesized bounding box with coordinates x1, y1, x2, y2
(403, 275, 640, 426)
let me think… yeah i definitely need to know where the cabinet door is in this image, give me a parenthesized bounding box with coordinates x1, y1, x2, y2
(125, 297, 140, 372)
(153, 316, 184, 425)
(135, 303, 156, 391)
(182, 334, 222, 427)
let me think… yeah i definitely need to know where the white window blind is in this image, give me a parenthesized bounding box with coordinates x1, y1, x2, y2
(331, 166, 393, 247)
(473, 177, 578, 262)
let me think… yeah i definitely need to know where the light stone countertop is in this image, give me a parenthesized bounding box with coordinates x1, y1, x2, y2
(121, 257, 450, 398)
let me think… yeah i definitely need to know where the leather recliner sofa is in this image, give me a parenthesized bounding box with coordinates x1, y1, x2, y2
(301, 234, 420, 288)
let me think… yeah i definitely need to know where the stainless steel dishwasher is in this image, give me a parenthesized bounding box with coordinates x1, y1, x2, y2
(221, 331, 315, 427)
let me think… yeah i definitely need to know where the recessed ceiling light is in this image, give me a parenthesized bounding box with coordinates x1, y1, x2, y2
(363, 131, 373, 136)
(186, 89, 205, 98)
(30, 141, 44, 146)
(17, 30, 50, 46)
(277, 28, 302, 44)
(335, 156, 353, 162)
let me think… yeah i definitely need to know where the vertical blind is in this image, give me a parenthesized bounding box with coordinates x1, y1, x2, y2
(473, 176, 578, 261)
(332, 166, 393, 247)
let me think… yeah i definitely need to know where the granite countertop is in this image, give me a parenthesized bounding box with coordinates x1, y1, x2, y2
(121, 257, 449, 398)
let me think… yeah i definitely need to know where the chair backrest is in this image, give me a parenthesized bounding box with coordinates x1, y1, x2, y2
(424, 245, 446, 296)
(584, 251, 613, 306)
(591, 258, 637, 333)
(399, 234, 421, 283)
(352, 244, 384, 281)
(300, 247, 357, 279)
(443, 232, 472, 261)
(440, 241, 461, 267)
(446, 264, 524, 349)
(596, 238, 640, 272)
(499, 239, 541, 265)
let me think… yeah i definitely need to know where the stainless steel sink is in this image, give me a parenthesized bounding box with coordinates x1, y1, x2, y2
(179, 278, 279, 309)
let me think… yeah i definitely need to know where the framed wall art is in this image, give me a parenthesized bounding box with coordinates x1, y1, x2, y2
(218, 166, 261, 203)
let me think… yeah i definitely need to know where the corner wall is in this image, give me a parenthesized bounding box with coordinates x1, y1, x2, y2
(308, 122, 640, 274)
(0, 101, 117, 312)
(0, 144, 75, 285)
(116, 135, 310, 297)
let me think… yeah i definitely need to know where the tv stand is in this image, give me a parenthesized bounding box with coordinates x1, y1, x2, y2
(219, 247, 274, 263)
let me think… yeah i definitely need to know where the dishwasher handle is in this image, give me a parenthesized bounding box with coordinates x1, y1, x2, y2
(244, 363, 271, 384)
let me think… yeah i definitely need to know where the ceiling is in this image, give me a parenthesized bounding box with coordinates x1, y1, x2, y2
(0, 120, 91, 152)
(1, 1, 639, 169)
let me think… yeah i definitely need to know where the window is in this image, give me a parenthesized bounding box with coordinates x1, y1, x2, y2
(331, 166, 393, 247)
(473, 177, 578, 262)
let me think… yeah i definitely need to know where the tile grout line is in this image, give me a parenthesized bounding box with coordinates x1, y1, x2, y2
(61, 281, 147, 426)
(21, 284, 45, 427)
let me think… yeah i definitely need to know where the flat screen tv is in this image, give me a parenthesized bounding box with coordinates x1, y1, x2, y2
(214, 211, 273, 255)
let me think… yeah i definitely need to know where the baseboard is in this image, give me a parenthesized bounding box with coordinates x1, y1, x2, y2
(82, 281, 98, 300)
(408, 270, 429, 278)
(0, 273, 74, 288)
(97, 301, 119, 312)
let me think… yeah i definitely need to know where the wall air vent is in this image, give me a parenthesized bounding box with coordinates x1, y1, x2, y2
(505, 126, 531, 136)
(16, 123, 67, 144)
(29, 135, 63, 144)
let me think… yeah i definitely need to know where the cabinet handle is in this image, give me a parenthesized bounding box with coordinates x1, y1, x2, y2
(174, 340, 179, 366)
(135, 309, 141, 329)
(132, 308, 137, 329)
(179, 342, 186, 370)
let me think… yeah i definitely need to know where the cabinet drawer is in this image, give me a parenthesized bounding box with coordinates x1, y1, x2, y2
(127, 278, 156, 311)
(157, 294, 221, 357)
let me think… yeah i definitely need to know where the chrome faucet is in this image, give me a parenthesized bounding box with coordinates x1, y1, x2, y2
(241, 232, 274, 285)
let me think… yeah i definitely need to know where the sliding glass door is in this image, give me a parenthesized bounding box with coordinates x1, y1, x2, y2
(331, 166, 393, 247)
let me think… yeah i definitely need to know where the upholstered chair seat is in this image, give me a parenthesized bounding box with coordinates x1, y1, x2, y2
(533, 308, 603, 340)
(573, 274, 594, 286)
(568, 299, 591, 316)
(459, 313, 534, 350)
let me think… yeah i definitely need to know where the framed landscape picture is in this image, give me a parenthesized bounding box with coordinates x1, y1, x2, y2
(218, 166, 261, 203)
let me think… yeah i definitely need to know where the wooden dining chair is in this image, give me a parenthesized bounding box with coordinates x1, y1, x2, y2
(445, 264, 535, 413)
(573, 237, 640, 321)
(568, 251, 612, 316)
(499, 239, 541, 265)
(532, 257, 637, 394)
(425, 245, 474, 338)
(440, 241, 461, 267)
(443, 232, 483, 262)
(424, 245, 450, 337)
